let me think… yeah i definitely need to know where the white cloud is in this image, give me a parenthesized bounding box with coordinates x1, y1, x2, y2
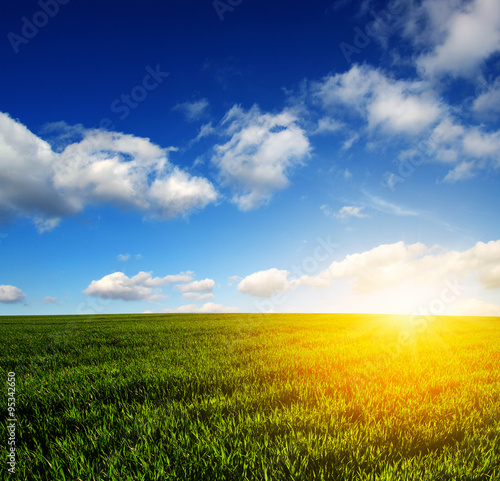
(33, 217, 62, 233)
(366, 194, 419, 217)
(212, 105, 310, 210)
(43, 296, 58, 304)
(0, 285, 26, 304)
(443, 160, 476, 183)
(0, 112, 218, 231)
(175, 278, 215, 293)
(432, 117, 466, 144)
(237, 268, 292, 298)
(448, 298, 500, 316)
(308, 60, 498, 182)
(402, 119, 500, 179)
(173, 99, 209, 122)
(181, 292, 215, 301)
(322, 241, 430, 294)
(83, 271, 193, 301)
(462, 128, 500, 160)
(312, 65, 442, 135)
(0, 112, 75, 230)
(321, 204, 367, 220)
(313, 117, 343, 134)
(435, 149, 458, 163)
(337, 205, 367, 220)
(148, 168, 218, 219)
(227, 275, 242, 286)
(368, 83, 441, 134)
(191, 122, 216, 145)
(163, 302, 241, 313)
(117, 254, 130, 262)
(133, 271, 194, 286)
(414, 0, 500, 78)
(55, 130, 218, 220)
(473, 78, 500, 119)
(342, 134, 359, 151)
(237, 240, 500, 299)
(313, 64, 376, 110)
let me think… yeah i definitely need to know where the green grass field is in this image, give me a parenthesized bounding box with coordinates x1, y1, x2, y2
(1, 313, 499, 480)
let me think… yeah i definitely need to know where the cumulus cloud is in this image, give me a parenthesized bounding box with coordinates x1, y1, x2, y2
(312, 65, 442, 135)
(175, 278, 215, 293)
(380, 108, 500, 182)
(412, 0, 500, 78)
(0, 112, 218, 231)
(237, 268, 291, 298)
(212, 105, 310, 210)
(163, 302, 241, 313)
(173, 99, 209, 122)
(55, 129, 218, 220)
(117, 254, 130, 262)
(462, 128, 500, 160)
(308, 60, 499, 182)
(148, 168, 218, 218)
(422, 118, 500, 179)
(181, 292, 215, 301)
(83, 271, 193, 301)
(0, 285, 26, 304)
(238, 240, 500, 298)
(420, 123, 500, 180)
(43, 296, 58, 304)
(0, 112, 76, 230)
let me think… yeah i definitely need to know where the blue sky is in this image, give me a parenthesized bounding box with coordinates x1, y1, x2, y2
(1, 0, 499, 316)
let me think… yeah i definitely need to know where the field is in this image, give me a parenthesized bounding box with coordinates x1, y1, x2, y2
(1, 313, 500, 480)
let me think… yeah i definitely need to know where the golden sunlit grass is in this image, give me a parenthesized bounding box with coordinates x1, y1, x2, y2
(1, 313, 499, 480)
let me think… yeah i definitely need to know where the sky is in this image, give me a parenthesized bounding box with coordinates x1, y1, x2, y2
(0, 0, 499, 316)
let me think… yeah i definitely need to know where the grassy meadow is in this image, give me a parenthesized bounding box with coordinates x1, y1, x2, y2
(1, 313, 499, 480)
